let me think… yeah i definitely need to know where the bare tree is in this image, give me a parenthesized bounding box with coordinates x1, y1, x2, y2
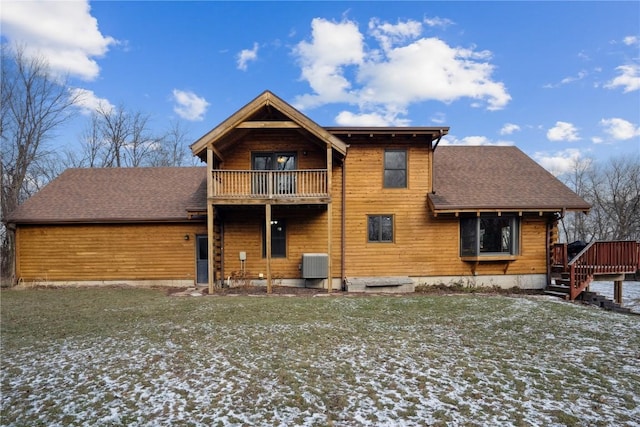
(126, 111, 158, 167)
(587, 155, 640, 241)
(149, 120, 191, 167)
(561, 154, 640, 243)
(77, 104, 163, 168)
(0, 45, 79, 284)
(559, 156, 593, 243)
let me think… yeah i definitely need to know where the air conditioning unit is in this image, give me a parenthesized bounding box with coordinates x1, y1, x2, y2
(302, 253, 328, 279)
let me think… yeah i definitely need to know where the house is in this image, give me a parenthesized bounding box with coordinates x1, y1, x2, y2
(7, 90, 591, 293)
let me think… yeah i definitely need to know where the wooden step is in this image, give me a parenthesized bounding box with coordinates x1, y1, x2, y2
(544, 290, 569, 299)
(547, 284, 570, 293)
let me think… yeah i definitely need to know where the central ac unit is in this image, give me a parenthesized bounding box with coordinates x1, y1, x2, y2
(301, 253, 328, 279)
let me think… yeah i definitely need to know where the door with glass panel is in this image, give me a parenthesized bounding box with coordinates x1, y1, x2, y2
(252, 152, 296, 195)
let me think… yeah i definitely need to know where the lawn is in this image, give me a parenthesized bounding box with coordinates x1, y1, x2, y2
(1, 288, 639, 426)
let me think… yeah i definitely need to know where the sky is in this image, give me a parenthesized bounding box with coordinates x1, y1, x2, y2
(1, 1, 639, 175)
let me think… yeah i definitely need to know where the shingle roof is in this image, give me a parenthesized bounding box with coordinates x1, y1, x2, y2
(7, 167, 207, 224)
(428, 146, 590, 213)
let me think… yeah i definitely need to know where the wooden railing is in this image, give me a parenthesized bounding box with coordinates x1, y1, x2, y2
(567, 240, 640, 300)
(211, 169, 328, 200)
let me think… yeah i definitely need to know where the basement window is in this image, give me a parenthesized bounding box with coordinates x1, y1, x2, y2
(460, 215, 519, 257)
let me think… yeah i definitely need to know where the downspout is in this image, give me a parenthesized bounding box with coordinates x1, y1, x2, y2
(341, 157, 347, 291)
(431, 131, 443, 195)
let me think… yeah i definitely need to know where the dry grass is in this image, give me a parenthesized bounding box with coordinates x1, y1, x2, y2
(1, 288, 639, 426)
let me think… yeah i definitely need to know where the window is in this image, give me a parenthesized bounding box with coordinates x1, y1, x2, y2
(460, 215, 519, 256)
(262, 219, 286, 258)
(368, 215, 393, 242)
(384, 150, 407, 188)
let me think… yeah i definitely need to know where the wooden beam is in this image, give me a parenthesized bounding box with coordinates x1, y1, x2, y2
(207, 148, 215, 294)
(209, 144, 225, 163)
(237, 121, 300, 129)
(327, 146, 332, 292)
(265, 204, 272, 294)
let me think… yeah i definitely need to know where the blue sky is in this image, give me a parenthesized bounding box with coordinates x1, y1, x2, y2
(2, 1, 639, 175)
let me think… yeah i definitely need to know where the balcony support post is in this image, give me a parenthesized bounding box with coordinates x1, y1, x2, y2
(326, 146, 333, 292)
(265, 203, 272, 294)
(207, 147, 215, 294)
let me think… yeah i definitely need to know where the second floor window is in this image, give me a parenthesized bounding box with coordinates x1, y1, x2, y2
(384, 150, 407, 188)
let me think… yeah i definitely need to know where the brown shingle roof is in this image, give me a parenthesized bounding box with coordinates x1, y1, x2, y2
(7, 167, 207, 224)
(428, 146, 590, 213)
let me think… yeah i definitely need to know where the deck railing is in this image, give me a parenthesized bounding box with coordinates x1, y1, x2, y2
(567, 240, 640, 300)
(211, 169, 328, 200)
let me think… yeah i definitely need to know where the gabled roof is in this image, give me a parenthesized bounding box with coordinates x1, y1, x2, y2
(190, 90, 348, 159)
(428, 146, 591, 214)
(7, 167, 207, 224)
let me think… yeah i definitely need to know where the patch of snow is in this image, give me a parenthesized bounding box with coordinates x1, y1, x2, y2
(590, 280, 640, 314)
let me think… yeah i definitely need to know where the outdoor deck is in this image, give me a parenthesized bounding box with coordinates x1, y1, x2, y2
(549, 240, 640, 303)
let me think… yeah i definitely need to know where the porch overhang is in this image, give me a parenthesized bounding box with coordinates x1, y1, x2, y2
(427, 196, 591, 217)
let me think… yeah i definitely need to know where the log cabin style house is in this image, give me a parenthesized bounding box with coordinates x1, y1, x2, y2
(7, 90, 592, 293)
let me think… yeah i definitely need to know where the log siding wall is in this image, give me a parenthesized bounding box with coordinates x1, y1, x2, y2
(16, 223, 206, 282)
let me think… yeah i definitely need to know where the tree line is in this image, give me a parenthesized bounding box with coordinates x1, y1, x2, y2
(1, 46, 639, 284)
(1, 46, 194, 283)
(559, 155, 640, 244)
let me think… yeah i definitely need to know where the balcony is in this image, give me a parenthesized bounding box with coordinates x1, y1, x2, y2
(210, 169, 330, 204)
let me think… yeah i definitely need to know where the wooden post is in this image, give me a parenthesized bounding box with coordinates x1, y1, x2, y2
(207, 147, 215, 295)
(265, 203, 272, 294)
(326, 146, 332, 293)
(614, 280, 623, 305)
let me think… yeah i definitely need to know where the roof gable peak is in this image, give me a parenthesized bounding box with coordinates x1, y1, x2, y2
(190, 90, 347, 158)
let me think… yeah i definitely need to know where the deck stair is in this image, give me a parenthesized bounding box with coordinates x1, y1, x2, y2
(545, 240, 640, 311)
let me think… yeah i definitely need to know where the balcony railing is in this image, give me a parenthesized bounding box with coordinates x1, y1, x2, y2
(211, 169, 329, 201)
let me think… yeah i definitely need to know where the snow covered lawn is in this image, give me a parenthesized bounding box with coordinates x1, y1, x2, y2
(1, 288, 639, 426)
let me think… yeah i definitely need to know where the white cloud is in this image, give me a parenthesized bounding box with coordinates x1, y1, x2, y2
(237, 43, 259, 71)
(293, 18, 510, 124)
(293, 18, 364, 109)
(369, 18, 423, 52)
(623, 36, 639, 46)
(544, 70, 588, 88)
(335, 110, 410, 127)
(533, 148, 584, 176)
(0, 0, 116, 81)
(500, 123, 521, 135)
(423, 16, 454, 28)
(430, 112, 447, 125)
(600, 118, 640, 140)
(70, 88, 114, 115)
(547, 121, 580, 142)
(440, 135, 513, 146)
(172, 89, 209, 121)
(605, 64, 640, 93)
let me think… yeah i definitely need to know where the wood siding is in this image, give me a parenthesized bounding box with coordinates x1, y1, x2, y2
(342, 142, 550, 278)
(220, 133, 327, 170)
(16, 223, 207, 281)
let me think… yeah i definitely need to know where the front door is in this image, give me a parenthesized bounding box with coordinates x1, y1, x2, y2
(196, 235, 208, 284)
